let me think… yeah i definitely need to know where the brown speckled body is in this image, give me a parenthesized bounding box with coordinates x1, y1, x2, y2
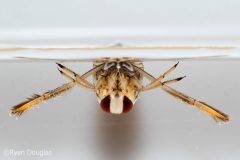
(93, 59, 144, 113)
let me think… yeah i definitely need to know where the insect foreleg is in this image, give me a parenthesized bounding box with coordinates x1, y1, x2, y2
(56, 63, 95, 89)
(162, 76, 186, 85)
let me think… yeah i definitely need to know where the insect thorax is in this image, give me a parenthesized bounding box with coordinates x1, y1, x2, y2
(94, 61, 143, 105)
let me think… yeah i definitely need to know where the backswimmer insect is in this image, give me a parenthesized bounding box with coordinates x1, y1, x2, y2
(10, 57, 229, 122)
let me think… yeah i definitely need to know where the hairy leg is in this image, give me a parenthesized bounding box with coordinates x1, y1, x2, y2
(10, 63, 104, 117)
(133, 63, 229, 122)
(11, 82, 75, 117)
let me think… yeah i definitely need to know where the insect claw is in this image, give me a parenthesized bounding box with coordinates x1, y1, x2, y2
(56, 62, 64, 68)
(57, 68, 63, 74)
(177, 75, 186, 81)
(162, 75, 186, 85)
(174, 61, 180, 68)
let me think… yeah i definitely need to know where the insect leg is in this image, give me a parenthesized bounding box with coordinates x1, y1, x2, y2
(140, 62, 179, 91)
(160, 62, 179, 79)
(10, 82, 75, 117)
(56, 63, 95, 89)
(10, 63, 104, 117)
(141, 75, 186, 91)
(58, 68, 94, 90)
(82, 63, 104, 78)
(162, 76, 186, 85)
(133, 64, 229, 122)
(161, 85, 229, 122)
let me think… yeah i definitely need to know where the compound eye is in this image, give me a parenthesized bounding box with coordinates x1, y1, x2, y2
(100, 95, 111, 113)
(104, 62, 116, 70)
(122, 62, 134, 72)
(123, 96, 133, 113)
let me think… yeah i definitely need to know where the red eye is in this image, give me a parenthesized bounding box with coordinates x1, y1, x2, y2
(100, 95, 110, 113)
(123, 96, 133, 113)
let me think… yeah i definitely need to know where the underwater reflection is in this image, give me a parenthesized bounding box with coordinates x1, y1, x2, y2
(94, 103, 143, 160)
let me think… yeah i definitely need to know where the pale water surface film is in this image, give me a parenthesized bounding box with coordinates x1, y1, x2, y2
(0, 60, 239, 160)
(1, 0, 240, 159)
